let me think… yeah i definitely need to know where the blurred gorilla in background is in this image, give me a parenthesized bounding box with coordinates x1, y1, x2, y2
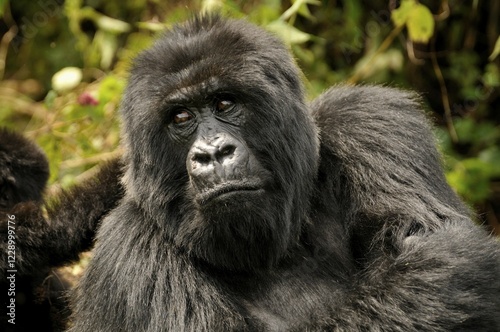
(0, 128, 123, 331)
(0, 128, 49, 210)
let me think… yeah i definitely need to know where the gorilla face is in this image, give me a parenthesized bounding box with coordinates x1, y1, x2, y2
(184, 112, 268, 207)
(120, 16, 319, 270)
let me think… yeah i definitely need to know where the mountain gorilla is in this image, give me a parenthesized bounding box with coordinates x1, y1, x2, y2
(0, 129, 49, 210)
(71, 15, 500, 331)
(0, 128, 123, 331)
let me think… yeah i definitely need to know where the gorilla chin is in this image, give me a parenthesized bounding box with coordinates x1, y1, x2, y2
(182, 180, 294, 271)
(177, 194, 294, 271)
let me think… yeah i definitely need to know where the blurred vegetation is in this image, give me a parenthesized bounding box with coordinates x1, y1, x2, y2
(0, 0, 498, 233)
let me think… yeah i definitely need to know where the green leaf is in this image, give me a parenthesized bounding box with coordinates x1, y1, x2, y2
(267, 20, 311, 45)
(98, 75, 125, 104)
(454, 117, 499, 146)
(483, 63, 500, 87)
(295, 0, 320, 20)
(95, 15, 131, 34)
(80, 7, 131, 34)
(96, 31, 118, 70)
(44, 90, 58, 109)
(201, 0, 223, 13)
(391, 0, 415, 28)
(446, 158, 492, 203)
(407, 4, 435, 43)
(391, 1, 435, 43)
(489, 36, 500, 61)
(479, 147, 500, 176)
(136, 21, 165, 32)
(0, 0, 7, 18)
(281, 0, 320, 21)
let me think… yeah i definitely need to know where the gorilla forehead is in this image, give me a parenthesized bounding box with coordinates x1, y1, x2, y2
(131, 15, 302, 98)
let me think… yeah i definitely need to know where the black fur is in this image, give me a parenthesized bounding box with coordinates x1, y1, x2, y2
(0, 129, 124, 331)
(0, 128, 49, 209)
(71, 15, 500, 331)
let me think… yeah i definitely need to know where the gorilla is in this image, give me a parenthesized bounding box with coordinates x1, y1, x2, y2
(0, 128, 123, 331)
(69, 15, 500, 331)
(0, 128, 49, 210)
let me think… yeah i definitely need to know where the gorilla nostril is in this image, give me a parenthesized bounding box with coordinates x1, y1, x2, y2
(220, 145, 236, 157)
(216, 144, 236, 163)
(193, 152, 212, 165)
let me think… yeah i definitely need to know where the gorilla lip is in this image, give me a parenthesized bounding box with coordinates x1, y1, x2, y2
(196, 182, 263, 205)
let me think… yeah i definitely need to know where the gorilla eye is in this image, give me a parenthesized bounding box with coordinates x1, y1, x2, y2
(214, 99, 235, 113)
(172, 110, 193, 125)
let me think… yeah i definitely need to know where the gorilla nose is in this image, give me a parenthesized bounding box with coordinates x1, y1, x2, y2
(191, 141, 237, 165)
(187, 133, 250, 187)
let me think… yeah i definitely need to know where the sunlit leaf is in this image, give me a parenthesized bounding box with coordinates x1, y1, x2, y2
(294, 0, 320, 20)
(391, 0, 415, 28)
(281, 0, 320, 21)
(201, 0, 223, 13)
(391, 1, 435, 43)
(407, 4, 435, 43)
(95, 15, 131, 34)
(267, 20, 311, 44)
(97, 31, 118, 70)
(136, 21, 165, 32)
(489, 36, 500, 61)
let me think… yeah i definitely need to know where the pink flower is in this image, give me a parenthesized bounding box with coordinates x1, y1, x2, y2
(78, 92, 99, 106)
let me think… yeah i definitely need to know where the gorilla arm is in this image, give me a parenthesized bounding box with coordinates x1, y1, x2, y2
(0, 158, 124, 277)
(309, 85, 500, 331)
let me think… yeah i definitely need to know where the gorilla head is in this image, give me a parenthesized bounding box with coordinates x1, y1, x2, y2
(0, 128, 49, 209)
(120, 16, 319, 271)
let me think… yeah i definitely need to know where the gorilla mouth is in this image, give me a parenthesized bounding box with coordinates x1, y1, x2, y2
(196, 182, 264, 205)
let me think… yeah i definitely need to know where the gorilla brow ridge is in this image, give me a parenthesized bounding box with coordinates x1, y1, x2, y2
(163, 75, 222, 105)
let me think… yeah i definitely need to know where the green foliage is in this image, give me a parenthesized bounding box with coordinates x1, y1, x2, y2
(267, 20, 312, 44)
(490, 36, 500, 61)
(281, 0, 321, 21)
(1, 0, 499, 229)
(441, 117, 500, 203)
(0, 0, 7, 17)
(391, 0, 434, 43)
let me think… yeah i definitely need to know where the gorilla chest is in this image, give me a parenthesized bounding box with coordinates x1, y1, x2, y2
(231, 271, 345, 331)
(117, 251, 343, 331)
(148, 259, 343, 331)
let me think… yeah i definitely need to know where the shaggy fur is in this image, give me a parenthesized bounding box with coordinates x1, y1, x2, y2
(0, 128, 49, 209)
(0, 129, 124, 331)
(68, 15, 500, 332)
